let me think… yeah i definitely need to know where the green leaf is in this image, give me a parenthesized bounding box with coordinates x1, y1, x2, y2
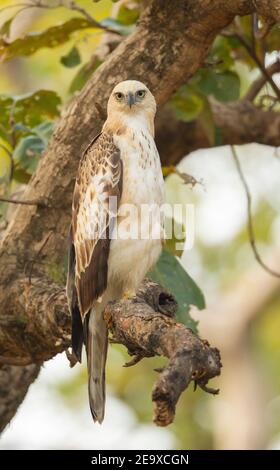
(69, 57, 102, 93)
(0, 126, 9, 143)
(13, 135, 44, 174)
(265, 24, 280, 52)
(0, 18, 13, 38)
(170, 87, 204, 122)
(0, 95, 13, 140)
(31, 121, 54, 146)
(13, 90, 61, 127)
(12, 120, 54, 175)
(13, 166, 31, 184)
(149, 249, 205, 332)
(0, 91, 59, 148)
(100, 18, 134, 35)
(165, 217, 185, 257)
(117, 4, 140, 25)
(0, 18, 92, 61)
(207, 36, 234, 71)
(13, 123, 32, 133)
(60, 46, 81, 68)
(197, 70, 240, 102)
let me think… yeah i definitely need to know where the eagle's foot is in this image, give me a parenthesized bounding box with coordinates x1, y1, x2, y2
(123, 353, 145, 367)
(122, 289, 137, 301)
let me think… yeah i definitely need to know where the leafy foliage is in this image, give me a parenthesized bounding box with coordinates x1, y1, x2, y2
(0, 90, 60, 136)
(195, 70, 241, 102)
(169, 55, 240, 145)
(164, 216, 186, 257)
(117, 3, 140, 25)
(0, 90, 59, 183)
(170, 88, 205, 122)
(0, 18, 92, 62)
(169, 68, 240, 145)
(13, 122, 54, 175)
(13, 135, 44, 174)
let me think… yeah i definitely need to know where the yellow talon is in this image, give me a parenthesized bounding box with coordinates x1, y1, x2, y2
(122, 289, 136, 300)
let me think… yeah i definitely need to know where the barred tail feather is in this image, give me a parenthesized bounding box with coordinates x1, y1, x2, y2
(85, 306, 108, 424)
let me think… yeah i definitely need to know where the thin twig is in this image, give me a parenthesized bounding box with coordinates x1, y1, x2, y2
(222, 30, 280, 101)
(0, 1, 122, 36)
(67, 1, 120, 35)
(245, 60, 280, 101)
(251, 13, 258, 53)
(0, 196, 45, 207)
(255, 18, 276, 40)
(202, 59, 223, 68)
(231, 145, 280, 278)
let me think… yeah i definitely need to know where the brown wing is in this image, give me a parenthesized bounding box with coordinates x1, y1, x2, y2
(71, 131, 122, 317)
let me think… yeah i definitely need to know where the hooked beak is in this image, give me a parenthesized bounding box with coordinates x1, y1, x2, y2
(126, 92, 135, 108)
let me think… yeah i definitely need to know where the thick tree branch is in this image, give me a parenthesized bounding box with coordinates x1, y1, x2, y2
(105, 280, 221, 426)
(0, 363, 40, 432)
(0, 277, 71, 364)
(0, 276, 222, 428)
(253, 0, 280, 22)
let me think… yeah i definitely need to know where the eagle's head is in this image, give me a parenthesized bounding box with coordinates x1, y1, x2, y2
(107, 80, 156, 120)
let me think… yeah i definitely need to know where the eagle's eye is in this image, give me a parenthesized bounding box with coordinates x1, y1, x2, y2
(114, 92, 124, 101)
(136, 89, 146, 99)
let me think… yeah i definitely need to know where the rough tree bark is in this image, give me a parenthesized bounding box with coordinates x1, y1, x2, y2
(0, 364, 40, 433)
(0, 0, 279, 432)
(105, 280, 221, 426)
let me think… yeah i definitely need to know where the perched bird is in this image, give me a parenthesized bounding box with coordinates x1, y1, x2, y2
(66, 80, 164, 423)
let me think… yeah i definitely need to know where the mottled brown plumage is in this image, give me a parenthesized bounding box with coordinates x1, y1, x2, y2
(72, 132, 122, 317)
